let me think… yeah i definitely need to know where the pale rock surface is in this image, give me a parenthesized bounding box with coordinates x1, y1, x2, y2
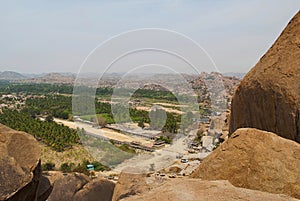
(191, 128, 300, 199)
(121, 179, 298, 201)
(112, 168, 150, 201)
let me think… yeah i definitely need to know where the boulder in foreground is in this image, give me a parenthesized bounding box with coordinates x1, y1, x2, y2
(191, 128, 300, 199)
(112, 168, 150, 201)
(0, 123, 41, 201)
(229, 11, 300, 142)
(47, 173, 115, 201)
(121, 179, 297, 201)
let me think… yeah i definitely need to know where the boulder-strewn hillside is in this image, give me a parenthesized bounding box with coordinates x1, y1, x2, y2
(0, 123, 42, 201)
(121, 179, 298, 201)
(229, 11, 300, 142)
(191, 128, 300, 199)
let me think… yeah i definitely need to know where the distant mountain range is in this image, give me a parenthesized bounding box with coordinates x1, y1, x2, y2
(0, 71, 76, 83)
(0, 71, 245, 85)
(20, 73, 76, 84)
(0, 71, 26, 80)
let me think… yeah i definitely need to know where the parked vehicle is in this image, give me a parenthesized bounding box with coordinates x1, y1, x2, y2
(181, 158, 189, 163)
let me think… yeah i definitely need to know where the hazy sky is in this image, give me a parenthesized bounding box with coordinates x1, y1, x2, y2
(1, 1, 299, 74)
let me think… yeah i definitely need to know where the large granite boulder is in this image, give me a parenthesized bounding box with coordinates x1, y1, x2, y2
(191, 128, 300, 199)
(121, 179, 297, 201)
(0, 123, 42, 201)
(112, 168, 150, 201)
(73, 177, 115, 201)
(47, 173, 90, 201)
(229, 11, 300, 142)
(47, 173, 115, 201)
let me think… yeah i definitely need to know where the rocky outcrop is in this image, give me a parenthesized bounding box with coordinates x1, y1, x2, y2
(0, 123, 42, 201)
(229, 11, 300, 142)
(47, 173, 115, 201)
(191, 128, 300, 199)
(73, 177, 115, 201)
(121, 179, 298, 201)
(112, 168, 150, 201)
(46, 173, 89, 201)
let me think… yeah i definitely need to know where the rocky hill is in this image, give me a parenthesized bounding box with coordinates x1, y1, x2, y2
(20, 73, 75, 84)
(190, 72, 240, 97)
(0, 71, 26, 80)
(229, 11, 300, 142)
(222, 72, 246, 79)
(191, 128, 300, 199)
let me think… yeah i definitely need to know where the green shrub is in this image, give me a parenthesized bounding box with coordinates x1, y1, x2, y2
(195, 130, 204, 142)
(60, 162, 73, 173)
(92, 161, 111, 171)
(42, 162, 55, 171)
(156, 136, 172, 144)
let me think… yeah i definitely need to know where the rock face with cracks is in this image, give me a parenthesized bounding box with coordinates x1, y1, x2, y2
(47, 173, 115, 201)
(112, 168, 150, 201)
(191, 128, 300, 199)
(229, 11, 300, 142)
(0, 123, 42, 201)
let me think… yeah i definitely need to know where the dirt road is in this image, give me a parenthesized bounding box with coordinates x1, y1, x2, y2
(54, 118, 152, 146)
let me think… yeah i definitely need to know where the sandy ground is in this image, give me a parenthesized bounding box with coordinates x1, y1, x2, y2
(113, 134, 194, 173)
(135, 106, 184, 114)
(54, 118, 152, 146)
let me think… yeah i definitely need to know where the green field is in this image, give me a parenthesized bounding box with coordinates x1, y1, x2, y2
(80, 113, 114, 124)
